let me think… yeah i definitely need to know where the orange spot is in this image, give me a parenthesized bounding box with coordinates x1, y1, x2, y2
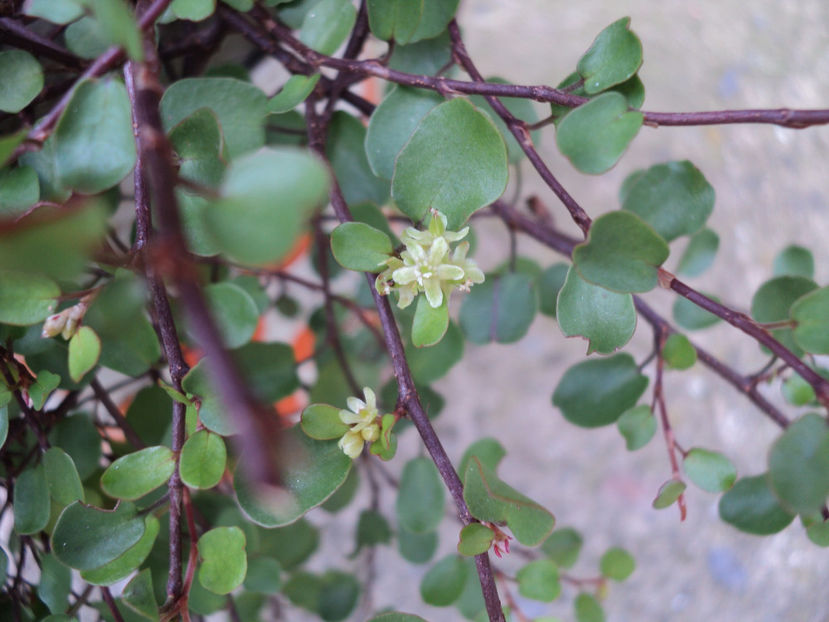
(359, 77, 382, 105)
(180, 343, 203, 368)
(117, 393, 135, 415)
(292, 326, 315, 363)
(275, 391, 306, 418)
(263, 233, 311, 271)
(251, 315, 268, 342)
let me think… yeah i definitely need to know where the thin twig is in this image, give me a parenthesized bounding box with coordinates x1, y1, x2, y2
(89, 378, 145, 449)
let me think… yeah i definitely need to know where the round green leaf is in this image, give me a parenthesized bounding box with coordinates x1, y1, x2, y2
(180, 430, 227, 490)
(768, 414, 829, 514)
(366, 0, 456, 45)
(556, 92, 643, 174)
(652, 479, 686, 509)
(64, 16, 110, 60)
(556, 266, 636, 354)
(301, 404, 349, 440)
(572, 211, 669, 293)
(782, 372, 817, 406)
(388, 30, 452, 74)
(168, 108, 225, 187)
(577, 17, 642, 94)
(0, 50, 44, 113)
(791, 286, 829, 354)
(50, 413, 101, 480)
(805, 518, 829, 547)
(672, 294, 722, 330)
(662, 333, 697, 370)
(198, 526, 247, 595)
(751, 275, 817, 323)
(68, 326, 101, 382)
(81, 514, 159, 585)
(330, 222, 393, 273)
(43, 447, 84, 506)
(122, 568, 158, 619)
(599, 547, 635, 581)
(537, 263, 569, 317)
(0, 165, 40, 216)
(517, 559, 561, 602)
(392, 98, 508, 229)
(100, 446, 176, 501)
(553, 353, 648, 428)
(326, 111, 389, 206)
(718, 474, 795, 535)
(171, 0, 216, 21)
(773, 244, 814, 279)
(14, 464, 50, 535)
(459, 272, 537, 344)
(541, 527, 583, 568)
(574, 592, 605, 622)
(52, 501, 146, 570)
(616, 404, 656, 451)
(206, 148, 329, 266)
(268, 74, 321, 113)
(54, 78, 136, 194)
(683, 448, 736, 493)
(420, 555, 468, 606)
(243, 556, 282, 594)
(0, 270, 58, 325)
(203, 282, 259, 348)
(412, 296, 449, 348)
(397, 457, 444, 534)
(353, 509, 392, 555)
(398, 526, 438, 564)
(677, 228, 719, 277)
(38, 554, 71, 614)
(457, 523, 495, 557)
(299, 0, 356, 55)
(469, 77, 541, 163)
(24, 0, 84, 24)
(459, 437, 506, 477)
(86, 0, 143, 60)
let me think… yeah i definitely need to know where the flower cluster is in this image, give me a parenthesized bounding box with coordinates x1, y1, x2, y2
(375, 210, 484, 309)
(337, 387, 381, 459)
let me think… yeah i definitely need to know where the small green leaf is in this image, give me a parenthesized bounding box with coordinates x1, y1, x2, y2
(719, 474, 795, 535)
(180, 430, 227, 490)
(352, 509, 392, 556)
(366, 0, 441, 44)
(330, 222, 393, 272)
(677, 228, 719, 277)
(268, 74, 321, 113)
(541, 527, 583, 568)
(0, 165, 40, 216)
(43, 447, 84, 506)
(0, 270, 58, 325)
(0, 129, 28, 168)
(392, 98, 508, 229)
(672, 294, 721, 330)
(301, 404, 349, 440)
(782, 372, 817, 406)
(574, 592, 605, 622)
(751, 275, 817, 323)
(168, 107, 225, 187)
(243, 557, 282, 594)
(616, 404, 656, 451)
(516, 560, 562, 603)
(64, 16, 110, 59)
(683, 448, 737, 493)
(553, 353, 648, 428)
(50, 413, 101, 480)
(38, 554, 72, 614)
(773, 245, 814, 279)
(398, 527, 437, 564)
(459, 437, 506, 477)
(24, 0, 84, 23)
(599, 547, 635, 581)
(14, 464, 50, 535)
(326, 111, 389, 206)
(406, 319, 464, 384)
(652, 479, 686, 509)
(101, 446, 176, 501)
(171, 0, 216, 21)
(388, 30, 452, 74)
(81, 514, 159, 585)
(791, 287, 829, 354)
(299, 0, 356, 55)
(198, 527, 247, 595)
(86, 0, 143, 60)
(459, 273, 537, 344)
(122, 568, 158, 620)
(369, 413, 398, 461)
(805, 517, 829, 547)
(577, 17, 642, 94)
(537, 263, 569, 318)
(0, 50, 44, 113)
(457, 523, 495, 557)
(68, 326, 101, 382)
(662, 333, 697, 370)
(768, 414, 829, 514)
(397, 457, 444, 534)
(412, 296, 450, 348)
(556, 266, 636, 354)
(202, 282, 259, 348)
(52, 501, 146, 570)
(469, 77, 541, 163)
(572, 211, 669, 293)
(556, 92, 642, 174)
(30, 369, 60, 410)
(420, 555, 468, 606)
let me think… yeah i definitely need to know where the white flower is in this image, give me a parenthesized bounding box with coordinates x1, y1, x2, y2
(337, 387, 380, 458)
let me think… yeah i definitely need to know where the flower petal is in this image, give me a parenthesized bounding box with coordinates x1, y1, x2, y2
(437, 264, 465, 281)
(396, 287, 415, 309)
(428, 237, 449, 264)
(346, 397, 365, 414)
(392, 266, 419, 285)
(363, 387, 376, 410)
(424, 279, 444, 308)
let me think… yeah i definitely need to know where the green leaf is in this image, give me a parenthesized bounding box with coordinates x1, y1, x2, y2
(463, 457, 554, 546)
(326, 111, 389, 206)
(420, 555, 468, 606)
(206, 147, 329, 266)
(171, 0, 216, 21)
(577, 17, 642, 94)
(50, 413, 101, 480)
(537, 263, 569, 317)
(38, 554, 72, 614)
(719, 474, 795, 535)
(791, 286, 829, 354)
(352, 509, 392, 556)
(672, 294, 721, 330)
(160, 77, 267, 159)
(397, 457, 445, 534)
(301, 404, 349, 440)
(14, 464, 50, 535)
(100, 446, 176, 501)
(662, 333, 697, 370)
(553, 353, 648, 428)
(43, 447, 84, 506)
(541, 527, 582, 568)
(366, 86, 442, 179)
(52, 501, 146, 570)
(677, 228, 719, 277)
(283, 570, 360, 621)
(0, 50, 44, 113)
(459, 437, 507, 476)
(0, 547, 6, 585)
(517, 560, 561, 602)
(398, 527, 438, 564)
(408, 0, 458, 42)
(366, 0, 422, 43)
(388, 30, 451, 74)
(556, 266, 636, 354)
(0, 165, 40, 216)
(599, 547, 635, 581)
(556, 92, 642, 174)
(616, 404, 656, 451)
(330, 222, 393, 272)
(621, 161, 715, 242)
(299, 0, 356, 54)
(122, 569, 158, 620)
(68, 326, 101, 382)
(258, 518, 319, 569)
(268, 74, 321, 113)
(773, 244, 814, 279)
(652, 479, 686, 509)
(572, 211, 669, 293)
(243, 556, 282, 594)
(806, 517, 829, 547)
(202, 282, 259, 348)
(392, 98, 508, 229)
(234, 426, 352, 528)
(321, 467, 359, 513)
(574, 592, 605, 622)
(751, 275, 816, 323)
(782, 373, 816, 406)
(198, 527, 247, 595)
(64, 16, 110, 59)
(469, 77, 541, 163)
(0, 407, 8, 451)
(180, 430, 227, 490)
(406, 318, 464, 384)
(54, 78, 136, 193)
(81, 514, 159, 585)
(368, 615, 428, 622)
(168, 108, 225, 187)
(0, 270, 58, 325)
(457, 523, 495, 557)
(683, 448, 737, 493)
(85, 0, 142, 60)
(412, 296, 450, 347)
(0, 129, 27, 168)
(24, 0, 85, 23)
(459, 273, 537, 344)
(768, 414, 829, 514)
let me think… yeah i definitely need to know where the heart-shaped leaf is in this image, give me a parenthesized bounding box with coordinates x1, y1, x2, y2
(180, 430, 227, 490)
(599, 547, 635, 581)
(397, 457, 444, 534)
(773, 244, 814, 279)
(577, 17, 642, 94)
(330, 222, 393, 273)
(457, 523, 495, 557)
(68, 326, 101, 382)
(791, 286, 829, 354)
(168, 108, 225, 187)
(768, 414, 829, 514)
(366, 0, 423, 44)
(100, 446, 176, 501)
(198, 527, 247, 595)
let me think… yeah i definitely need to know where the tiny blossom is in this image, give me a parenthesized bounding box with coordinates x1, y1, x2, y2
(337, 387, 380, 459)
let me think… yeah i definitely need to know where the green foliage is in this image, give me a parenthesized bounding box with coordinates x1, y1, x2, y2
(457, 523, 495, 556)
(68, 326, 101, 382)
(773, 245, 814, 279)
(517, 560, 561, 601)
(683, 448, 736, 493)
(397, 457, 445, 534)
(0, 51, 44, 114)
(767, 414, 829, 514)
(719, 475, 795, 535)
(662, 333, 696, 370)
(652, 479, 686, 510)
(677, 228, 719, 277)
(420, 554, 468, 606)
(179, 430, 227, 489)
(600, 548, 635, 582)
(198, 527, 247, 594)
(459, 272, 537, 344)
(616, 404, 656, 451)
(577, 17, 642, 94)
(331, 222, 393, 272)
(101, 446, 176, 501)
(0, 270, 58, 325)
(791, 287, 829, 354)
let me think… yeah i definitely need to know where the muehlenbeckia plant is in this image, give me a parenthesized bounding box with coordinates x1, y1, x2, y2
(338, 387, 381, 459)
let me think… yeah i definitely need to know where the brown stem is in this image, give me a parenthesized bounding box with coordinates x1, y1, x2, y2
(89, 378, 145, 449)
(100, 587, 126, 622)
(0, 18, 87, 70)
